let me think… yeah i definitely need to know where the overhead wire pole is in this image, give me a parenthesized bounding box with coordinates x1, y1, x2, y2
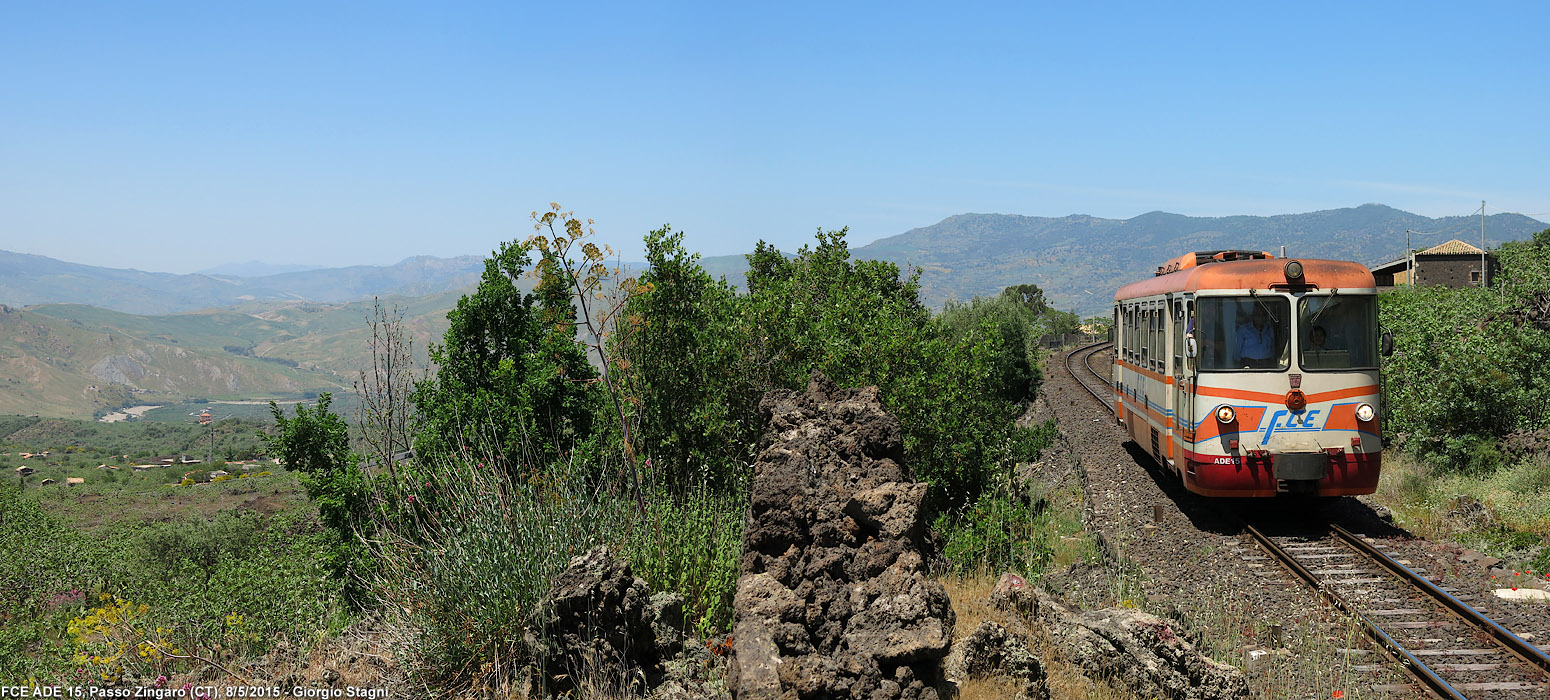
(1482, 200, 1488, 286)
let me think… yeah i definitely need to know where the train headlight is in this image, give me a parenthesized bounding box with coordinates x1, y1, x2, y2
(1355, 403, 1376, 422)
(1215, 405, 1237, 423)
(1285, 260, 1304, 279)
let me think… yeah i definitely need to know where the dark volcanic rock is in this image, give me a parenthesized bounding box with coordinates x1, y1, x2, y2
(531, 546, 661, 695)
(731, 372, 954, 700)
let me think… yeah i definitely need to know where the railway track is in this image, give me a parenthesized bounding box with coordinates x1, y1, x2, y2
(1239, 519, 1550, 698)
(1064, 340, 1113, 412)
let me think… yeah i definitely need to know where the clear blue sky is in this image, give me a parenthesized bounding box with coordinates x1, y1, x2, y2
(3, 1, 1546, 274)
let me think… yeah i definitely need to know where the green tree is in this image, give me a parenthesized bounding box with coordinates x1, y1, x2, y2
(1380, 232, 1550, 472)
(1043, 308, 1083, 336)
(738, 229, 1019, 514)
(1000, 283, 1051, 315)
(615, 226, 751, 488)
(938, 294, 1043, 404)
(411, 239, 600, 472)
(260, 393, 371, 604)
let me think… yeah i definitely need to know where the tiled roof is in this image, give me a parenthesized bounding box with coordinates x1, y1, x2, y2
(1420, 239, 1484, 255)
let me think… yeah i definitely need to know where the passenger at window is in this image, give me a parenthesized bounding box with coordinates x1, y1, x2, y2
(1308, 325, 1328, 351)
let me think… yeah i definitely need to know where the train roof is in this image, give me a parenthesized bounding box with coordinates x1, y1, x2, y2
(1115, 254, 1376, 301)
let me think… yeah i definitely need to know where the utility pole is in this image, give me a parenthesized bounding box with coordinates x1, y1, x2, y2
(199, 408, 213, 465)
(1406, 229, 1413, 285)
(1481, 200, 1487, 286)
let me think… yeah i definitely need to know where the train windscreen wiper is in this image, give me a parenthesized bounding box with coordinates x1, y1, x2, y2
(1309, 289, 1340, 329)
(1248, 289, 1280, 325)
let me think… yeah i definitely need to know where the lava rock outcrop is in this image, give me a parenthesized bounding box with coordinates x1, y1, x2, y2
(530, 546, 661, 695)
(731, 372, 954, 700)
(991, 573, 1247, 700)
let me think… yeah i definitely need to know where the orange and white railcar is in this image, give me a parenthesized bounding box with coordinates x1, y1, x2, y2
(1112, 251, 1385, 497)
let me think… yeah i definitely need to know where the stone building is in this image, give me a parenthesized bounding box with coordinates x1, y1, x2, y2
(1370, 239, 1496, 289)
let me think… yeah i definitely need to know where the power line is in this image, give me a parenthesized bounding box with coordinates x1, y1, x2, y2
(1483, 203, 1550, 219)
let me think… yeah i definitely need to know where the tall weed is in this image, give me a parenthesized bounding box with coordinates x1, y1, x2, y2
(619, 480, 745, 638)
(366, 445, 629, 690)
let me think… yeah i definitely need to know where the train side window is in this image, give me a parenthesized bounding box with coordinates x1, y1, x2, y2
(1122, 306, 1129, 362)
(1143, 307, 1150, 367)
(1140, 308, 1153, 371)
(1137, 306, 1145, 366)
(1122, 305, 1134, 360)
(1153, 305, 1165, 374)
(1143, 307, 1151, 368)
(1128, 306, 1137, 362)
(1125, 305, 1132, 362)
(1172, 301, 1184, 374)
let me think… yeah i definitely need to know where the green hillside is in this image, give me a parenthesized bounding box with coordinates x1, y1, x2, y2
(0, 290, 461, 418)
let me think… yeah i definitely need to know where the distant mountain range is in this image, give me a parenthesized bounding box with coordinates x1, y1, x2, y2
(7, 204, 1542, 318)
(700, 204, 1546, 316)
(0, 251, 485, 315)
(197, 261, 327, 277)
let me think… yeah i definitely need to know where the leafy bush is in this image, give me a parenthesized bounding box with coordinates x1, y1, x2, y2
(0, 484, 96, 681)
(940, 490, 1052, 577)
(614, 227, 752, 489)
(260, 393, 372, 605)
(618, 481, 744, 636)
(1381, 229, 1550, 471)
(117, 511, 343, 660)
(938, 293, 1045, 404)
(0, 484, 343, 683)
(735, 229, 1024, 515)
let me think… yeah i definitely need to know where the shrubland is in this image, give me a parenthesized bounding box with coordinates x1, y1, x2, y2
(0, 416, 270, 468)
(0, 478, 343, 685)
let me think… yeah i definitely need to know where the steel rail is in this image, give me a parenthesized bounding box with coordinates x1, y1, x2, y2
(1332, 524, 1550, 680)
(1082, 340, 1114, 391)
(1064, 341, 1113, 410)
(1240, 521, 1467, 700)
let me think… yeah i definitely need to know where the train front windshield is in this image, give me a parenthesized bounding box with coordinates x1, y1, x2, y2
(1196, 297, 1291, 371)
(1299, 295, 1378, 370)
(1195, 295, 1377, 372)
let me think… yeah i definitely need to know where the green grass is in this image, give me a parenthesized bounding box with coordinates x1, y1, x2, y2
(1374, 450, 1550, 571)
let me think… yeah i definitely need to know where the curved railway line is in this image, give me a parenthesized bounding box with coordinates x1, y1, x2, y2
(1065, 339, 1114, 410)
(1059, 343, 1550, 698)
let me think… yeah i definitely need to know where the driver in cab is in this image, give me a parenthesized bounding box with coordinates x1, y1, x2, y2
(1236, 306, 1276, 368)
